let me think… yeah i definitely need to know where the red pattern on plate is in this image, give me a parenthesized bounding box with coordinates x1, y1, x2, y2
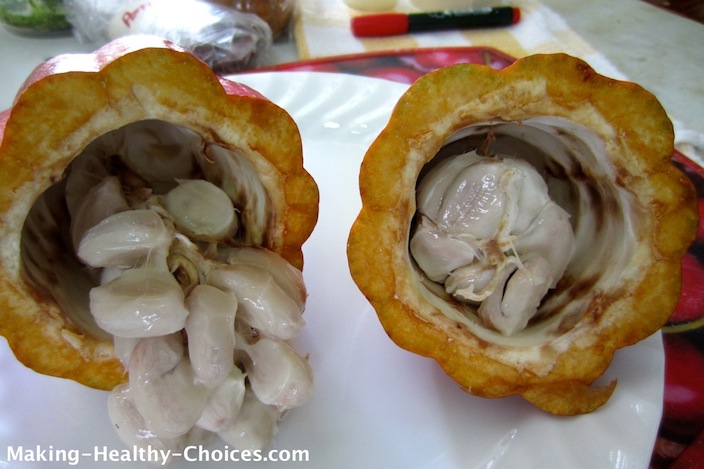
(258, 47, 704, 469)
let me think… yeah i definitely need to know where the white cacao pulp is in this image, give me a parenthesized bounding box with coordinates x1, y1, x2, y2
(411, 152, 575, 336)
(409, 117, 638, 340)
(20, 120, 313, 459)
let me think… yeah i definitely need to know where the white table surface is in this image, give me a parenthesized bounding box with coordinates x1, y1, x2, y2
(542, 0, 704, 158)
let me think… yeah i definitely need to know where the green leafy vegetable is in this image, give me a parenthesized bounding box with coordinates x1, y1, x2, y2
(0, 0, 70, 30)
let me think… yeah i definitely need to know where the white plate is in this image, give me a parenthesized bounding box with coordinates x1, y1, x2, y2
(0, 72, 663, 468)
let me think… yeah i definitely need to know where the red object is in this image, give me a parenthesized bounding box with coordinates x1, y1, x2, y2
(351, 13, 408, 37)
(662, 334, 704, 438)
(669, 252, 704, 324)
(669, 430, 704, 469)
(364, 66, 424, 84)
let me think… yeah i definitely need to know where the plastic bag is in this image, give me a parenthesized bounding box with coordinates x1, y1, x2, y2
(64, 0, 273, 73)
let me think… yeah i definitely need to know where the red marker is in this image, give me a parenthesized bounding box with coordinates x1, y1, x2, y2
(351, 7, 520, 37)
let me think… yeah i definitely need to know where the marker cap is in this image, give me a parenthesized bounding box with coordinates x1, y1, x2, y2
(351, 13, 409, 37)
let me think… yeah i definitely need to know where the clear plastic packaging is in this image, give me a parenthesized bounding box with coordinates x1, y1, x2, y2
(64, 0, 273, 73)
